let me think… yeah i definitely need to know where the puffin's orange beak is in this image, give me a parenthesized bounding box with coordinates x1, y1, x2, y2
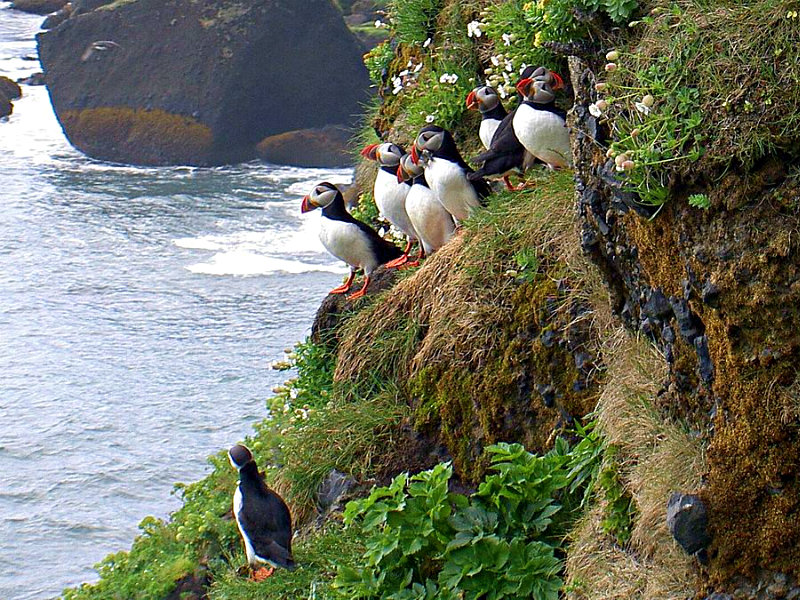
(396, 165, 406, 183)
(301, 195, 315, 213)
(410, 145, 419, 164)
(360, 143, 379, 160)
(551, 72, 565, 91)
(466, 90, 478, 110)
(516, 77, 532, 97)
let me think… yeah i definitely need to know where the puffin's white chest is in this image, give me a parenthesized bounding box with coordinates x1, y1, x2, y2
(233, 486, 258, 565)
(512, 104, 572, 168)
(319, 217, 378, 275)
(405, 184, 455, 254)
(424, 157, 481, 223)
(373, 170, 416, 238)
(479, 118, 501, 150)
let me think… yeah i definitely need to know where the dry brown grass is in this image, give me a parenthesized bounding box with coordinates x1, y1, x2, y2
(566, 328, 706, 600)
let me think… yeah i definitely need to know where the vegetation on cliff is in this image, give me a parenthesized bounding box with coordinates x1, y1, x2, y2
(64, 0, 800, 598)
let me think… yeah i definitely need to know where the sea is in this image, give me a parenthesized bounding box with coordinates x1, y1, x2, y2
(0, 5, 351, 598)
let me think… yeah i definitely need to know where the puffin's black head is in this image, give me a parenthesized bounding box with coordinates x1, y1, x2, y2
(301, 181, 341, 213)
(229, 444, 253, 470)
(411, 125, 450, 163)
(466, 85, 500, 113)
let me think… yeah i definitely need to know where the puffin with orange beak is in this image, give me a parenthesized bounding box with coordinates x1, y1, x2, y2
(360, 142, 419, 268)
(397, 153, 455, 263)
(411, 125, 491, 223)
(466, 85, 508, 150)
(512, 76, 571, 170)
(301, 182, 402, 300)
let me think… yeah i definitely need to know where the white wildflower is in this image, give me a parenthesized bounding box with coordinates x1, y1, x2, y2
(605, 50, 619, 61)
(399, 69, 409, 77)
(374, 19, 385, 29)
(414, 63, 423, 73)
(505, 60, 514, 72)
(589, 103, 603, 117)
(605, 63, 617, 72)
(634, 102, 651, 115)
(502, 32, 513, 46)
(490, 55, 500, 66)
(423, 37, 432, 48)
(498, 87, 508, 99)
(425, 114, 435, 123)
(467, 20, 484, 37)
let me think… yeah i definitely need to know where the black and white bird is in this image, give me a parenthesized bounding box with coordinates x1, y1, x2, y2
(469, 109, 529, 191)
(411, 125, 491, 224)
(466, 85, 508, 151)
(301, 182, 402, 300)
(512, 77, 572, 170)
(397, 153, 455, 262)
(361, 142, 418, 268)
(229, 444, 295, 581)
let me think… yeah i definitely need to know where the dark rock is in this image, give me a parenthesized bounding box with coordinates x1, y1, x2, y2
(702, 280, 720, 307)
(669, 297, 701, 342)
(42, 5, 71, 29)
(694, 335, 714, 384)
(163, 569, 210, 600)
(540, 329, 556, 348)
(37, 0, 371, 166)
(311, 265, 399, 345)
(536, 384, 555, 408)
(666, 492, 711, 557)
(643, 288, 672, 320)
(10, 0, 67, 15)
(704, 594, 733, 600)
(0, 76, 22, 100)
(662, 323, 676, 344)
(316, 469, 356, 512)
(574, 351, 592, 370)
(256, 125, 353, 168)
(0, 94, 11, 119)
(17, 72, 46, 86)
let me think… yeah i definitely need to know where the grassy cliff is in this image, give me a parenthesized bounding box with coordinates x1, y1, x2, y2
(63, 0, 800, 598)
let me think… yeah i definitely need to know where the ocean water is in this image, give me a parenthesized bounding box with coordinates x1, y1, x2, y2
(0, 5, 350, 598)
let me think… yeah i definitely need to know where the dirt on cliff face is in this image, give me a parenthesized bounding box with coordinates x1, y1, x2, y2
(570, 52, 800, 589)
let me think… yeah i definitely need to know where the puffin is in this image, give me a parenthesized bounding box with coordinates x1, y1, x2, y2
(228, 444, 295, 581)
(516, 65, 565, 103)
(512, 77, 572, 170)
(301, 181, 403, 300)
(410, 125, 492, 223)
(469, 112, 529, 191)
(397, 153, 455, 262)
(465, 85, 508, 151)
(360, 142, 418, 268)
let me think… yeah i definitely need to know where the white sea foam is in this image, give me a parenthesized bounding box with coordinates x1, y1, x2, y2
(187, 251, 346, 276)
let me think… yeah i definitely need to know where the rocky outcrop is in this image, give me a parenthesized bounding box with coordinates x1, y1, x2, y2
(10, 0, 67, 15)
(0, 76, 22, 101)
(256, 125, 353, 168)
(37, 0, 371, 166)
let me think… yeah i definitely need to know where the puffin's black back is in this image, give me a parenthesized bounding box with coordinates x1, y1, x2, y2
(321, 189, 403, 265)
(238, 461, 295, 569)
(470, 110, 526, 180)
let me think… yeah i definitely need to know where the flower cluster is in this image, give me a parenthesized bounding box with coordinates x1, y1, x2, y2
(438, 72, 459, 84)
(467, 20, 484, 38)
(391, 58, 425, 95)
(483, 53, 524, 98)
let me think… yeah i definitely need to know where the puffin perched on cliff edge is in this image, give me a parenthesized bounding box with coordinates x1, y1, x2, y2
(411, 125, 491, 223)
(361, 142, 418, 268)
(301, 182, 402, 300)
(466, 85, 508, 151)
(229, 444, 295, 581)
(512, 77, 571, 170)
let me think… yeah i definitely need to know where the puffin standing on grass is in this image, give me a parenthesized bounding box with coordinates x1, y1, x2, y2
(301, 182, 402, 300)
(466, 85, 508, 151)
(360, 142, 419, 268)
(397, 153, 455, 261)
(229, 444, 295, 581)
(411, 125, 492, 223)
(512, 77, 572, 170)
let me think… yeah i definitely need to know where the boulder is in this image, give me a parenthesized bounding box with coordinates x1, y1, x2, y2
(666, 492, 711, 558)
(0, 76, 22, 101)
(10, 0, 67, 15)
(256, 125, 353, 168)
(42, 4, 72, 29)
(0, 94, 12, 119)
(18, 72, 46, 86)
(37, 0, 371, 166)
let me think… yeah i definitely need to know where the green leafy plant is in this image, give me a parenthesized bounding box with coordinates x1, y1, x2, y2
(597, 458, 636, 546)
(688, 193, 710, 210)
(335, 429, 604, 600)
(388, 0, 444, 45)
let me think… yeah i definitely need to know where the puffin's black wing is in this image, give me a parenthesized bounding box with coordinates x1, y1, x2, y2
(470, 110, 526, 180)
(355, 220, 404, 265)
(239, 487, 296, 569)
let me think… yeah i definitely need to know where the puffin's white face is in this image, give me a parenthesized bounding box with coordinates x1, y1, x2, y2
(400, 153, 425, 178)
(415, 129, 444, 154)
(475, 86, 500, 111)
(523, 66, 564, 91)
(301, 182, 338, 213)
(516, 78, 555, 104)
(376, 143, 404, 167)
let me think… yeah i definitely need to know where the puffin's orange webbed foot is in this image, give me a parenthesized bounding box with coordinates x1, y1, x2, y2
(252, 566, 275, 581)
